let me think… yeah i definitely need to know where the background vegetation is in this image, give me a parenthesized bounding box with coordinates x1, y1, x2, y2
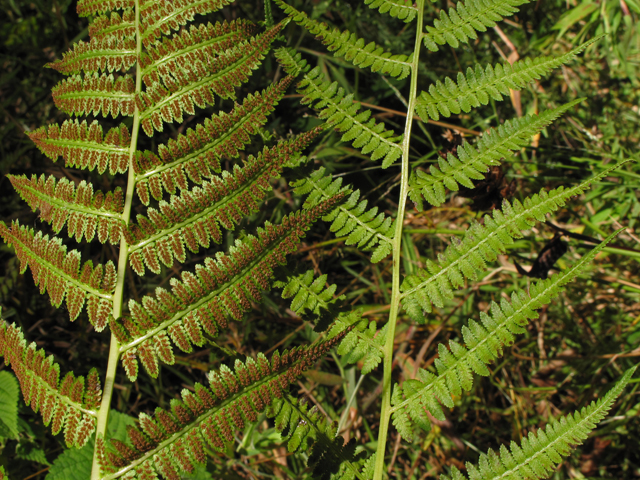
(0, 0, 639, 478)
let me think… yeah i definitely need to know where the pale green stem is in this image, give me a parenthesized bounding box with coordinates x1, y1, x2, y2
(372, 2, 425, 479)
(90, 0, 142, 477)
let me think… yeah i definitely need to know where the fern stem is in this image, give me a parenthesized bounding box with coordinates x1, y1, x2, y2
(90, 0, 142, 477)
(372, 1, 425, 478)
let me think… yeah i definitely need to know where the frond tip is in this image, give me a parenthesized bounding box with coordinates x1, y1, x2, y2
(441, 366, 636, 480)
(0, 323, 101, 448)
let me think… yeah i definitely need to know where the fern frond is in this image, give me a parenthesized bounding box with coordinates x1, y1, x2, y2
(329, 311, 386, 374)
(275, 270, 371, 338)
(9, 174, 125, 244)
(27, 120, 130, 175)
(117, 196, 345, 380)
(442, 366, 636, 480)
(276, 45, 403, 167)
(415, 40, 600, 122)
(0, 323, 102, 448)
(52, 73, 136, 119)
(137, 23, 284, 136)
(402, 160, 631, 319)
(275, 269, 351, 330)
(275, 1, 412, 79)
(422, 0, 528, 52)
(279, 270, 338, 316)
(0, 222, 116, 330)
(141, 19, 257, 88)
(88, 9, 135, 42)
(127, 129, 320, 274)
(139, 0, 236, 48)
(134, 75, 296, 203)
(48, 37, 136, 75)
(77, 0, 134, 17)
(268, 395, 369, 480)
(364, 0, 418, 22)
(392, 228, 623, 441)
(274, 46, 310, 77)
(277, 266, 383, 374)
(99, 334, 347, 477)
(295, 66, 403, 168)
(293, 167, 395, 262)
(409, 100, 582, 209)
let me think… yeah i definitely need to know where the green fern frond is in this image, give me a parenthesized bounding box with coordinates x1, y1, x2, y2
(275, 269, 351, 329)
(392, 228, 623, 441)
(275, 269, 369, 335)
(77, 0, 134, 17)
(279, 270, 338, 315)
(99, 334, 347, 477)
(52, 73, 136, 119)
(9, 174, 125, 244)
(277, 47, 403, 168)
(48, 37, 136, 75)
(133, 75, 296, 203)
(117, 196, 344, 380)
(293, 168, 395, 262)
(88, 9, 135, 42)
(140, 19, 257, 88)
(268, 395, 369, 480)
(329, 311, 386, 375)
(415, 40, 601, 122)
(275, 1, 412, 79)
(441, 366, 636, 480)
(274, 46, 310, 77)
(402, 160, 631, 319)
(364, 0, 418, 22)
(127, 129, 320, 274)
(139, 0, 236, 48)
(409, 100, 582, 209)
(295, 66, 404, 168)
(277, 45, 403, 166)
(0, 323, 101, 448)
(137, 23, 284, 136)
(422, 0, 529, 52)
(0, 222, 116, 330)
(28, 120, 130, 175)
